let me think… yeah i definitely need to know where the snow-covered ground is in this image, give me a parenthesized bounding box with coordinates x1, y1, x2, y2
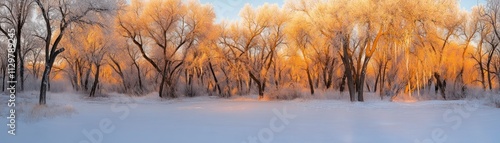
(1, 92, 500, 143)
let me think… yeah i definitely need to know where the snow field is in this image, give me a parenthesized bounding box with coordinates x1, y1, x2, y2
(1, 92, 499, 143)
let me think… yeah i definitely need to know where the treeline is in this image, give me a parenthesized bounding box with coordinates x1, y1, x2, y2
(1, 0, 500, 104)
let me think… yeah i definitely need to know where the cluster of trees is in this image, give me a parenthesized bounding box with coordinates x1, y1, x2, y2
(2, 0, 500, 104)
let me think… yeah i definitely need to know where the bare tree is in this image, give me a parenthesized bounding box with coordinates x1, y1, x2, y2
(85, 27, 110, 97)
(0, 41, 7, 92)
(34, 0, 116, 104)
(0, 0, 34, 91)
(286, 13, 317, 96)
(455, 9, 480, 96)
(117, 0, 214, 98)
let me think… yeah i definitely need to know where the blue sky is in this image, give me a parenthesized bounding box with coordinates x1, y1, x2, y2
(198, 0, 486, 21)
(198, 0, 284, 21)
(460, 0, 487, 10)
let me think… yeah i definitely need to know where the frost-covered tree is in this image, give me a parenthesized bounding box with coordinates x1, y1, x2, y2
(117, 0, 215, 98)
(34, 0, 117, 104)
(0, 0, 34, 91)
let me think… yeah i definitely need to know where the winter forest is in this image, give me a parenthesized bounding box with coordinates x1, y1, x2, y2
(2, 0, 500, 143)
(1, 0, 500, 102)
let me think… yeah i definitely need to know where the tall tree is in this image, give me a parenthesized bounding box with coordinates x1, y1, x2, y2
(0, 0, 34, 91)
(34, 0, 116, 104)
(285, 12, 317, 96)
(118, 0, 215, 98)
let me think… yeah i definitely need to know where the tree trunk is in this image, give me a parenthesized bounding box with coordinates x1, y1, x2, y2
(340, 73, 346, 92)
(39, 48, 65, 105)
(258, 84, 264, 98)
(456, 40, 472, 97)
(487, 48, 495, 90)
(474, 37, 487, 90)
(83, 67, 91, 91)
(325, 64, 334, 89)
(89, 64, 101, 97)
(380, 61, 387, 99)
(249, 72, 264, 98)
(247, 76, 251, 94)
(366, 82, 371, 92)
(186, 70, 194, 97)
(323, 66, 328, 89)
(209, 61, 221, 95)
(357, 59, 370, 102)
(77, 61, 83, 91)
(1, 66, 5, 92)
(110, 57, 126, 92)
(39, 68, 49, 105)
(374, 69, 380, 93)
(134, 62, 143, 91)
(158, 62, 168, 98)
(18, 46, 25, 91)
(120, 72, 127, 93)
(488, 65, 493, 90)
(341, 34, 356, 102)
(306, 67, 315, 95)
(434, 72, 446, 100)
(48, 74, 51, 91)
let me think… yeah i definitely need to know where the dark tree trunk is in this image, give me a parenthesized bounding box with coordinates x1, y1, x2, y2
(48, 74, 51, 91)
(249, 72, 264, 98)
(89, 64, 101, 97)
(134, 62, 143, 91)
(374, 73, 379, 93)
(39, 69, 49, 105)
(487, 46, 496, 90)
(306, 67, 315, 95)
(17, 28, 21, 92)
(258, 85, 264, 98)
(469, 39, 485, 91)
(247, 76, 251, 94)
(357, 58, 370, 102)
(83, 67, 91, 91)
(121, 75, 127, 93)
(480, 63, 486, 90)
(17, 32, 24, 91)
(434, 72, 446, 100)
(276, 66, 282, 88)
(380, 61, 387, 99)
(487, 57, 493, 90)
(209, 61, 221, 95)
(77, 61, 84, 91)
(186, 69, 194, 97)
(340, 73, 346, 92)
(39, 48, 65, 105)
(374, 64, 381, 93)
(341, 34, 356, 102)
(322, 66, 328, 89)
(366, 82, 371, 92)
(1, 66, 5, 92)
(325, 60, 335, 89)
(110, 57, 126, 92)
(159, 62, 168, 98)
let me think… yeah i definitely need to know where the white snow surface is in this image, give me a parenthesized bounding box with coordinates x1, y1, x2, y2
(1, 92, 500, 143)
